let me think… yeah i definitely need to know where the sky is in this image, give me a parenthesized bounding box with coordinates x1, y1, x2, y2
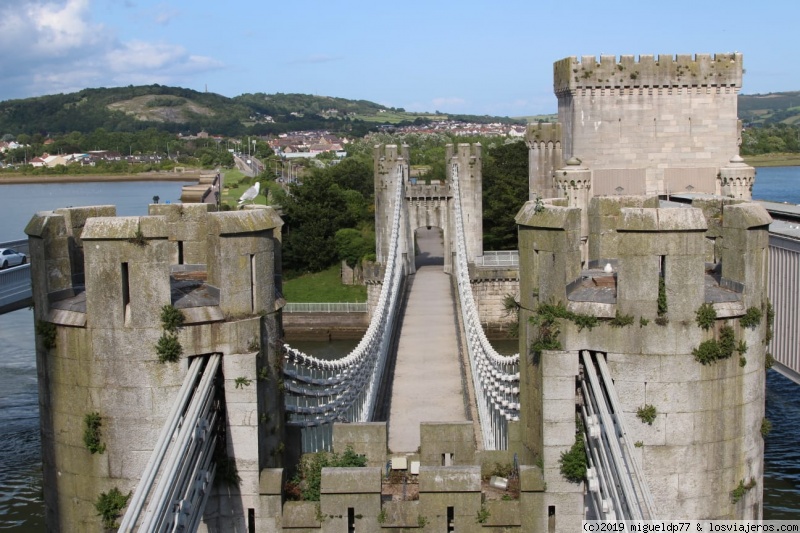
(0, 0, 798, 117)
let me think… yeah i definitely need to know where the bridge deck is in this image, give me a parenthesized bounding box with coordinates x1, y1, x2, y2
(388, 229, 468, 453)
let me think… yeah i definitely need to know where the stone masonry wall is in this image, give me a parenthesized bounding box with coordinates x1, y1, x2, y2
(515, 196, 770, 520)
(26, 204, 284, 532)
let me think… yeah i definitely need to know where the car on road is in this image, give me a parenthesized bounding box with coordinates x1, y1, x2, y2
(0, 248, 27, 269)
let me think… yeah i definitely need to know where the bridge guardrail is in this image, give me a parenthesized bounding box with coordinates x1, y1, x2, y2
(0, 264, 32, 310)
(283, 302, 367, 313)
(451, 162, 520, 450)
(475, 251, 519, 268)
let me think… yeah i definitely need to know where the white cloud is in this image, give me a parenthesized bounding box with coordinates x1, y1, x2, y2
(0, 0, 224, 100)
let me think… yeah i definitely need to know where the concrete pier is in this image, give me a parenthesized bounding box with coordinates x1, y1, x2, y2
(387, 228, 468, 452)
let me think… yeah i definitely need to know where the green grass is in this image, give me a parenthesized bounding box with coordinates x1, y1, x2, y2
(743, 153, 800, 167)
(283, 265, 367, 302)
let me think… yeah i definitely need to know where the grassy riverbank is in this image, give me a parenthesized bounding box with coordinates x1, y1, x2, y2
(283, 265, 367, 303)
(744, 153, 800, 167)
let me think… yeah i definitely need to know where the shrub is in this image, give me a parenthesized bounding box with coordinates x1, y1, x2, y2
(160, 304, 185, 332)
(765, 353, 775, 369)
(636, 404, 657, 425)
(639, 317, 649, 327)
(610, 310, 634, 328)
(476, 505, 491, 524)
(695, 303, 717, 330)
(291, 446, 367, 501)
(127, 227, 147, 247)
(95, 487, 131, 529)
(730, 478, 756, 504)
(83, 412, 106, 454)
(740, 307, 762, 329)
(156, 333, 182, 363)
(559, 429, 587, 483)
(35, 320, 57, 349)
(761, 418, 772, 437)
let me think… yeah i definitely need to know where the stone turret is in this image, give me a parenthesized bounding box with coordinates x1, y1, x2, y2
(26, 203, 285, 531)
(534, 53, 754, 199)
(515, 196, 771, 521)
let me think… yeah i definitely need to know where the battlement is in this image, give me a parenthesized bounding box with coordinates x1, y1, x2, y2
(525, 122, 562, 145)
(446, 142, 482, 162)
(373, 143, 409, 163)
(554, 53, 743, 94)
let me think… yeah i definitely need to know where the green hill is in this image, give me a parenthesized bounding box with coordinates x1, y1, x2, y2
(738, 91, 800, 126)
(0, 85, 521, 137)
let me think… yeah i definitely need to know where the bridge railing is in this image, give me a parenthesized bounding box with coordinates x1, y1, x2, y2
(282, 169, 406, 452)
(283, 302, 367, 313)
(0, 264, 32, 310)
(450, 162, 520, 450)
(474, 250, 519, 268)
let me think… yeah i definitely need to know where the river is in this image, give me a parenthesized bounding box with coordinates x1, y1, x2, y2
(1, 171, 799, 529)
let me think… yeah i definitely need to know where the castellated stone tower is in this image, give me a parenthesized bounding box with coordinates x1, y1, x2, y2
(528, 53, 755, 200)
(515, 196, 771, 523)
(373, 144, 413, 271)
(26, 203, 285, 532)
(447, 142, 483, 264)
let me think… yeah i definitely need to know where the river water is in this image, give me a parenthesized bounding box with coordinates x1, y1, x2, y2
(1, 172, 799, 529)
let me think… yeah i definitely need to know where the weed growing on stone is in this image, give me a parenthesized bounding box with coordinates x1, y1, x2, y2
(160, 304, 185, 332)
(610, 310, 634, 328)
(35, 320, 57, 349)
(156, 333, 182, 363)
(234, 377, 252, 389)
(476, 505, 491, 524)
(83, 412, 106, 454)
(761, 418, 772, 437)
(730, 478, 756, 504)
(695, 303, 717, 330)
(739, 306, 762, 329)
(95, 487, 130, 529)
(636, 404, 657, 425)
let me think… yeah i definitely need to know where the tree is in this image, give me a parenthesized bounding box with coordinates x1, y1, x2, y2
(482, 141, 529, 250)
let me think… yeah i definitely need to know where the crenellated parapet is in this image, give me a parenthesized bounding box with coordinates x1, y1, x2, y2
(719, 155, 756, 200)
(515, 196, 770, 521)
(554, 53, 743, 95)
(26, 204, 285, 531)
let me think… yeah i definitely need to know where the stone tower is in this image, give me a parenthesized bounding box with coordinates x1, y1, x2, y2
(447, 142, 483, 264)
(26, 203, 285, 531)
(528, 53, 755, 199)
(515, 196, 771, 523)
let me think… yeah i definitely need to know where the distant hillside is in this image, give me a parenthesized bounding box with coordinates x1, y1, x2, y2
(0, 85, 521, 137)
(738, 91, 800, 126)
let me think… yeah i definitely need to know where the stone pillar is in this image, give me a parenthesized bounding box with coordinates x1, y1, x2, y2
(720, 203, 772, 308)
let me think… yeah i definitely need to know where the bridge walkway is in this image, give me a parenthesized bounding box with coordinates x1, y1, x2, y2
(387, 228, 468, 453)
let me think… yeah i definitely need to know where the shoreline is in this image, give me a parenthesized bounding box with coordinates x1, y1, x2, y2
(0, 171, 205, 185)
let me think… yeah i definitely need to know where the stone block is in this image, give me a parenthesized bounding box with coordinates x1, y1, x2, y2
(332, 422, 387, 466)
(320, 467, 381, 494)
(485, 499, 522, 526)
(418, 466, 480, 492)
(519, 465, 545, 492)
(379, 500, 420, 528)
(282, 501, 320, 528)
(259, 468, 283, 495)
(542, 376, 576, 400)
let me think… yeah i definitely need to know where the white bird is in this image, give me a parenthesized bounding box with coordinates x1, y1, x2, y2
(604, 263, 613, 273)
(238, 181, 260, 206)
